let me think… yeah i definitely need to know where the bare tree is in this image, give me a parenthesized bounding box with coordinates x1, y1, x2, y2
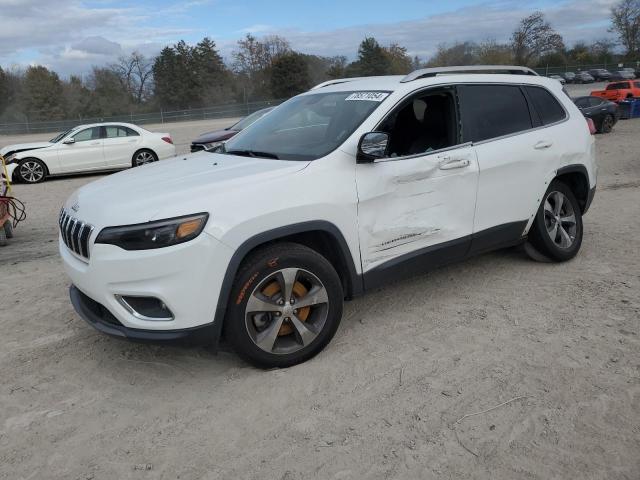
(111, 51, 153, 104)
(511, 12, 564, 66)
(610, 0, 640, 58)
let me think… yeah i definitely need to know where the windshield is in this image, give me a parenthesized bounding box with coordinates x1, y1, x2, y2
(231, 108, 272, 131)
(223, 91, 388, 161)
(49, 128, 78, 143)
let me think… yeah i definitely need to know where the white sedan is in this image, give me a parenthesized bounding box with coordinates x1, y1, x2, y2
(1, 123, 176, 184)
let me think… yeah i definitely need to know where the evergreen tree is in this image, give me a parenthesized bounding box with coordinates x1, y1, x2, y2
(270, 52, 311, 98)
(22, 66, 65, 120)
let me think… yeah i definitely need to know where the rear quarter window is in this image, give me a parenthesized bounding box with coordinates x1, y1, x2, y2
(524, 86, 566, 125)
(458, 84, 533, 143)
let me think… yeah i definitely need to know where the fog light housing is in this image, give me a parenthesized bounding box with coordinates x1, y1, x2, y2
(115, 295, 174, 321)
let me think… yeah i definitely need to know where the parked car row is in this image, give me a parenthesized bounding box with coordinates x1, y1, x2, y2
(550, 68, 638, 84)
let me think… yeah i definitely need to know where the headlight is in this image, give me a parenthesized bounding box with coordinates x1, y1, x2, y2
(204, 141, 224, 151)
(95, 213, 209, 250)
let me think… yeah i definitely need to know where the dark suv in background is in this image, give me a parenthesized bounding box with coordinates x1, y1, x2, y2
(588, 69, 612, 81)
(190, 107, 274, 152)
(574, 72, 595, 84)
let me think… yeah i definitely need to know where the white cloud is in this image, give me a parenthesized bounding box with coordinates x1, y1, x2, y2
(0, 0, 621, 76)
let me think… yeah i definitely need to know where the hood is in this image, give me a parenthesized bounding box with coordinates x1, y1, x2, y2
(66, 151, 310, 227)
(1, 142, 54, 156)
(192, 129, 238, 144)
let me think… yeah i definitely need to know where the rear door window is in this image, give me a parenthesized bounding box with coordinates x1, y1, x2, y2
(458, 84, 533, 143)
(606, 82, 629, 90)
(524, 86, 566, 125)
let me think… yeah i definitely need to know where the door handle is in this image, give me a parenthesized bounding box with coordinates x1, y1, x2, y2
(534, 140, 553, 150)
(438, 157, 470, 170)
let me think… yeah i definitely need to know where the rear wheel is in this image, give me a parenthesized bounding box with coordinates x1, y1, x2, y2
(132, 149, 157, 167)
(600, 114, 614, 133)
(528, 180, 583, 262)
(225, 242, 343, 368)
(17, 158, 46, 183)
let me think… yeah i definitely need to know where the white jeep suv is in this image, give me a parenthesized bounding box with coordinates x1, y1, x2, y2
(60, 66, 597, 368)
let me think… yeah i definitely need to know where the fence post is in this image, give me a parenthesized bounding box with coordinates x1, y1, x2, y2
(160, 108, 164, 124)
(25, 116, 30, 134)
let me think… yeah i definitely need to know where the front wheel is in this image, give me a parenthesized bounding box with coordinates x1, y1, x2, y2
(17, 158, 46, 183)
(528, 180, 583, 262)
(225, 243, 344, 368)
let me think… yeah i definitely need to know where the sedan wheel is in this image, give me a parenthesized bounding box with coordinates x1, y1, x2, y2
(18, 159, 46, 183)
(601, 114, 614, 134)
(133, 150, 156, 167)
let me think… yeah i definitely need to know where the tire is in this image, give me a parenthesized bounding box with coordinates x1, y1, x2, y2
(17, 158, 46, 183)
(600, 114, 614, 134)
(4, 220, 13, 239)
(132, 149, 157, 167)
(528, 180, 583, 262)
(225, 242, 344, 368)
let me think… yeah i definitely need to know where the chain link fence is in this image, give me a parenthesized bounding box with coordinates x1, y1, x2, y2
(0, 99, 286, 136)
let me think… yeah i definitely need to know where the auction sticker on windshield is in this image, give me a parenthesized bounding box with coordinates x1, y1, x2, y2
(345, 92, 389, 102)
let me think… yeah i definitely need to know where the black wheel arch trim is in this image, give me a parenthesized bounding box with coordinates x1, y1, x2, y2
(555, 164, 595, 214)
(210, 220, 363, 351)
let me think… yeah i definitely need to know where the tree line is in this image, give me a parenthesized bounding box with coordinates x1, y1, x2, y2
(1, 0, 639, 124)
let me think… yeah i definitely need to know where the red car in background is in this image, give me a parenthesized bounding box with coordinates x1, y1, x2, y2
(590, 81, 640, 103)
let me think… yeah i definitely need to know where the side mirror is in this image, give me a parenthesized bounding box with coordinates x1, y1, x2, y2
(63, 138, 75, 145)
(357, 132, 389, 163)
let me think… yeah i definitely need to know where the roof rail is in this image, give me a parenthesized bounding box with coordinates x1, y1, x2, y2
(311, 76, 397, 90)
(400, 65, 538, 83)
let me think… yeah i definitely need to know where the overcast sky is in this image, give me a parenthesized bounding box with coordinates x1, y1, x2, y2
(0, 0, 618, 77)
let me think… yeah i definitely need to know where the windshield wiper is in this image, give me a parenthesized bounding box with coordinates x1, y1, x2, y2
(225, 149, 279, 159)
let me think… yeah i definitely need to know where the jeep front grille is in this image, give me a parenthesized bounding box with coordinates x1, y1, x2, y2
(59, 208, 94, 259)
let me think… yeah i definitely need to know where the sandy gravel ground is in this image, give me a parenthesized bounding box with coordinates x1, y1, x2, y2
(1, 117, 639, 480)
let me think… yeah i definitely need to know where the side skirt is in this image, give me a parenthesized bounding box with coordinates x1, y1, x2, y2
(363, 221, 528, 291)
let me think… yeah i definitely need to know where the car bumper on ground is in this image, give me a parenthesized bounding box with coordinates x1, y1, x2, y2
(61, 230, 234, 336)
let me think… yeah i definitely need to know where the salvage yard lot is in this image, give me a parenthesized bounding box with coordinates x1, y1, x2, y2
(1, 115, 639, 479)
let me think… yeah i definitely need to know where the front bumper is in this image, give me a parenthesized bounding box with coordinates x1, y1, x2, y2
(70, 285, 216, 343)
(61, 230, 234, 332)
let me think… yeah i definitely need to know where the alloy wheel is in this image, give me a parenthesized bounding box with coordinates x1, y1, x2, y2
(134, 151, 155, 166)
(19, 160, 44, 183)
(544, 191, 577, 249)
(244, 268, 329, 355)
